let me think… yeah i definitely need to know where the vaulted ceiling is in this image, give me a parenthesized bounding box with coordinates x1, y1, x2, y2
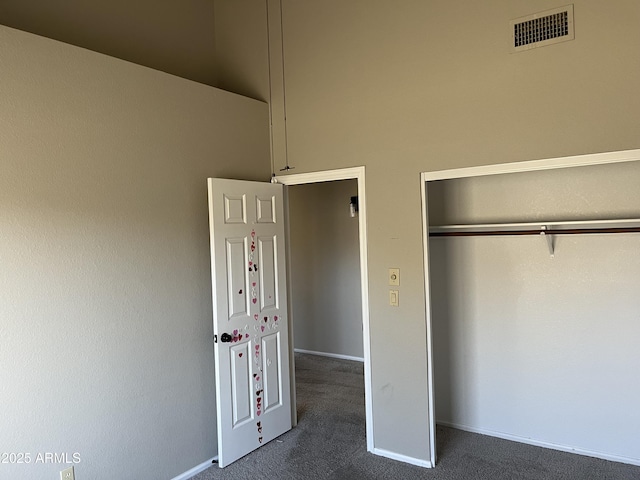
(0, 0, 218, 86)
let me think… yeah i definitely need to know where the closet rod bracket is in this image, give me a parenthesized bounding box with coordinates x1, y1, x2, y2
(540, 226, 555, 257)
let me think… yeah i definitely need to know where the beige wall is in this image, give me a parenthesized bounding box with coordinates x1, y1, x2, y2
(0, 26, 270, 480)
(268, 0, 640, 462)
(288, 180, 363, 359)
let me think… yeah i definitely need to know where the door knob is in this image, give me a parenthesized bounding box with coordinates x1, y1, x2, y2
(220, 333, 233, 343)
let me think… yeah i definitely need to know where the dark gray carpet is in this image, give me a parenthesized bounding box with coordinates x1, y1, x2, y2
(192, 353, 640, 479)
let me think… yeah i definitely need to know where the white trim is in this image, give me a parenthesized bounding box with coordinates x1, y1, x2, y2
(171, 457, 218, 480)
(420, 175, 437, 467)
(294, 348, 364, 363)
(422, 148, 640, 181)
(371, 448, 433, 468)
(282, 186, 298, 428)
(274, 166, 365, 185)
(421, 148, 640, 468)
(274, 166, 375, 453)
(438, 421, 640, 467)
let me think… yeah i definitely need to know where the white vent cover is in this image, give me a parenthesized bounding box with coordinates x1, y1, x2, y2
(511, 4, 574, 52)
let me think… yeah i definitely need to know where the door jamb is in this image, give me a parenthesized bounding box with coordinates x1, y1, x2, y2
(420, 148, 640, 467)
(274, 166, 374, 452)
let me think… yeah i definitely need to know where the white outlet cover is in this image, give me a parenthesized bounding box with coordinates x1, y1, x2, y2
(60, 466, 75, 480)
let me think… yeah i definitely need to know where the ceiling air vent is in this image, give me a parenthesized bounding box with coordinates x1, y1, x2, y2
(511, 4, 574, 52)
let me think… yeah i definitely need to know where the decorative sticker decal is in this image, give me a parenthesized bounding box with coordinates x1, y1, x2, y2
(248, 230, 266, 443)
(254, 342, 263, 420)
(249, 230, 258, 305)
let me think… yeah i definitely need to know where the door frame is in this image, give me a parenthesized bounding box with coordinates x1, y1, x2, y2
(420, 148, 640, 466)
(274, 166, 374, 452)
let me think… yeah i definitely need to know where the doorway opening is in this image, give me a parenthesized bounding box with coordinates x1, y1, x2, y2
(287, 179, 365, 449)
(274, 166, 373, 452)
(288, 179, 363, 361)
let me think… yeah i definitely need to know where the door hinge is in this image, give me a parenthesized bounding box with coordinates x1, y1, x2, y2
(214, 334, 217, 343)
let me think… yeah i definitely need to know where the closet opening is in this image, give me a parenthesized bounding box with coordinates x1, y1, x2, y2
(421, 150, 640, 467)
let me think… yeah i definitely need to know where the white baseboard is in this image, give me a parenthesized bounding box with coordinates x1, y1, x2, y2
(438, 421, 640, 467)
(294, 348, 364, 363)
(171, 456, 218, 480)
(371, 447, 433, 468)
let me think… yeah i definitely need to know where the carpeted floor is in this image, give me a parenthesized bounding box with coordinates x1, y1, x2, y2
(191, 353, 640, 479)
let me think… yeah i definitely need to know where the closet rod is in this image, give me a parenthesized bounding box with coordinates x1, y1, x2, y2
(430, 226, 640, 237)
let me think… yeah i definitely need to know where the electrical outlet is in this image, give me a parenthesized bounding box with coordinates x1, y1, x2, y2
(60, 466, 75, 480)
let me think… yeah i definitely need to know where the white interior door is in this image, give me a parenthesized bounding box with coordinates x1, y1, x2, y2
(207, 178, 292, 468)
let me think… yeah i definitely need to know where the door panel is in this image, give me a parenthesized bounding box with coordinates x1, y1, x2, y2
(208, 178, 292, 468)
(256, 195, 276, 223)
(230, 342, 252, 427)
(262, 332, 282, 412)
(258, 236, 278, 311)
(224, 194, 247, 224)
(226, 238, 249, 319)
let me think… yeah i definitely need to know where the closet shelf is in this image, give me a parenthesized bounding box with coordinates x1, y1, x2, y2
(429, 218, 640, 237)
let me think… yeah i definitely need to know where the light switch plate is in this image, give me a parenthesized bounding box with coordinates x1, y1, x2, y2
(389, 290, 399, 306)
(389, 268, 400, 286)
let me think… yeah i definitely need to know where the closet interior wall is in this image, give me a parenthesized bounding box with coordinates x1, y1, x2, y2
(427, 160, 640, 464)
